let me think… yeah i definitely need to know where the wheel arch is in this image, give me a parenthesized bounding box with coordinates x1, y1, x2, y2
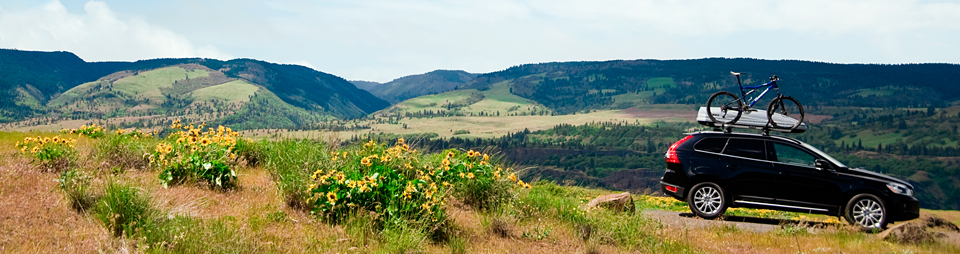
(840, 188, 888, 212)
(686, 174, 729, 200)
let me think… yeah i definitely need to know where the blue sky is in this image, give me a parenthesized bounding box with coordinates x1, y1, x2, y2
(1, 0, 958, 82)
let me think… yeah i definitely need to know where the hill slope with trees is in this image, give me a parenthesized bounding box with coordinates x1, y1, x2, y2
(458, 58, 960, 113)
(0, 49, 389, 125)
(365, 70, 477, 103)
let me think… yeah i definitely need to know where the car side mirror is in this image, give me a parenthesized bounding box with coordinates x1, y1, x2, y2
(815, 159, 834, 172)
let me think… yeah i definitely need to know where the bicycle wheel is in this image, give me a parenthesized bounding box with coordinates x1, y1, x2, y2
(706, 91, 743, 125)
(767, 96, 804, 129)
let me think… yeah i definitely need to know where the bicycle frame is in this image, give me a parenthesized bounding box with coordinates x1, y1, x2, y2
(733, 74, 781, 108)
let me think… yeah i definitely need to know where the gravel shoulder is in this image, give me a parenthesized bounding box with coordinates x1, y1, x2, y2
(642, 209, 839, 233)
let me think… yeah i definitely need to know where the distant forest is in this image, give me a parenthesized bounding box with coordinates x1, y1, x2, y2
(467, 58, 960, 114)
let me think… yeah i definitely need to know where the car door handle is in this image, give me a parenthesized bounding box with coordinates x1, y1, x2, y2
(726, 164, 738, 170)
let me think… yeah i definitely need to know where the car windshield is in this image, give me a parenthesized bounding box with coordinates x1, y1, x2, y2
(800, 142, 847, 168)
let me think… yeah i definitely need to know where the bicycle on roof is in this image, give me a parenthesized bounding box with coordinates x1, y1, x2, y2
(706, 71, 805, 130)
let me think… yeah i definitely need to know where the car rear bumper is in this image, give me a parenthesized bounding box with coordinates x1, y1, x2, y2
(660, 181, 686, 201)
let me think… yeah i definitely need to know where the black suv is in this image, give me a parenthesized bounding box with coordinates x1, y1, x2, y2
(659, 132, 919, 230)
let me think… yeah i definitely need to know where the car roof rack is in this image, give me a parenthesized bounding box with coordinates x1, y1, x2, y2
(696, 107, 807, 135)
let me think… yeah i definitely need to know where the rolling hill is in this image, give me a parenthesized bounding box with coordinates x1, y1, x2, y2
(455, 59, 960, 113)
(361, 70, 477, 103)
(0, 49, 389, 128)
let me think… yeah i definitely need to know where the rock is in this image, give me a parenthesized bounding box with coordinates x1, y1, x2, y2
(584, 192, 635, 214)
(879, 215, 958, 244)
(879, 222, 938, 244)
(923, 215, 960, 232)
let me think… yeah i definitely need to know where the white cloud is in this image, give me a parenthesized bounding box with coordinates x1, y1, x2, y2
(2, 0, 958, 82)
(0, 0, 232, 61)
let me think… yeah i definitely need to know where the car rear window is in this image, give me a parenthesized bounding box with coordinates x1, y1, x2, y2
(694, 137, 728, 153)
(722, 138, 767, 160)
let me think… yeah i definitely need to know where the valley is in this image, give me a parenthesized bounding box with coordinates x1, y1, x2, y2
(2, 49, 960, 252)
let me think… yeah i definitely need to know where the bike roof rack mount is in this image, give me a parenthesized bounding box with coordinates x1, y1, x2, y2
(696, 107, 807, 135)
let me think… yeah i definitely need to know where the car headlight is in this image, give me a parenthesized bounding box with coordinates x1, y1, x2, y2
(886, 182, 913, 197)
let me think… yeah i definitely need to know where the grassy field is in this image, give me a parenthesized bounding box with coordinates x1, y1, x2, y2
(190, 80, 260, 103)
(2, 130, 959, 253)
(250, 107, 698, 140)
(612, 77, 676, 105)
(112, 66, 210, 104)
(389, 80, 550, 116)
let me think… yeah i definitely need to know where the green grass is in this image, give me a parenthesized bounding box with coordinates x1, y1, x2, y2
(46, 80, 109, 108)
(113, 66, 209, 103)
(854, 87, 895, 97)
(646, 77, 676, 89)
(190, 80, 260, 103)
(837, 130, 904, 148)
(95, 181, 154, 237)
(14, 87, 42, 109)
(387, 80, 548, 116)
(611, 77, 676, 104)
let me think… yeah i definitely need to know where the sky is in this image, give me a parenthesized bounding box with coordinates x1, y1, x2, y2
(1, 0, 958, 83)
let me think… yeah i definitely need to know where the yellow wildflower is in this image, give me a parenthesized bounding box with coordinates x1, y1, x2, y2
(360, 157, 372, 166)
(326, 192, 338, 204)
(446, 152, 455, 158)
(467, 173, 475, 179)
(483, 154, 489, 161)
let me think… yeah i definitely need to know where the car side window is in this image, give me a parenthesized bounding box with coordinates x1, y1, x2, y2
(772, 142, 817, 167)
(721, 138, 766, 160)
(694, 137, 728, 153)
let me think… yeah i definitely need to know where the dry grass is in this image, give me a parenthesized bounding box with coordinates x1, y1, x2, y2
(3, 130, 959, 253)
(0, 156, 110, 252)
(247, 108, 692, 140)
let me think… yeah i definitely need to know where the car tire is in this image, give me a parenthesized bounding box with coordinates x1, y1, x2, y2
(843, 194, 888, 231)
(687, 182, 728, 220)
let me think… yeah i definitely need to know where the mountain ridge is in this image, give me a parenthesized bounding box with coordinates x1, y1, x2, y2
(0, 49, 389, 124)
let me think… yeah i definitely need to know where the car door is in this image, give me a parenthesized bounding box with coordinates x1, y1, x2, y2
(769, 141, 843, 211)
(720, 138, 778, 202)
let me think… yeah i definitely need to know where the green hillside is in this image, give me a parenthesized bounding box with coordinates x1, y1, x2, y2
(0, 50, 390, 129)
(458, 59, 960, 113)
(0, 49, 129, 121)
(383, 79, 550, 117)
(191, 80, 260, 103)
(368, 70, 477, 103)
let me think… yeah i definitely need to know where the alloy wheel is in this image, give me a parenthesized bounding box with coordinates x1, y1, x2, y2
(852, 198, 884, 228)
(693, 186, 723, 215)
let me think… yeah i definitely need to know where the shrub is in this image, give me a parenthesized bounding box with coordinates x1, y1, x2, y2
(244, 138, 329, 209)
(94, 182, 153, 237)
(95, 129, 157, 171)
(56, 169, 97, 212)
(62, 123, 106, 138)
(150, 120, 240, 190)
(305, 139, 523, 233)
(15, 135, 78, 172)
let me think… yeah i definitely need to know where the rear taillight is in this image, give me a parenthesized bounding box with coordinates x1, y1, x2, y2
(665, 135, 693, 164)
(665, 185, 678, 193)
